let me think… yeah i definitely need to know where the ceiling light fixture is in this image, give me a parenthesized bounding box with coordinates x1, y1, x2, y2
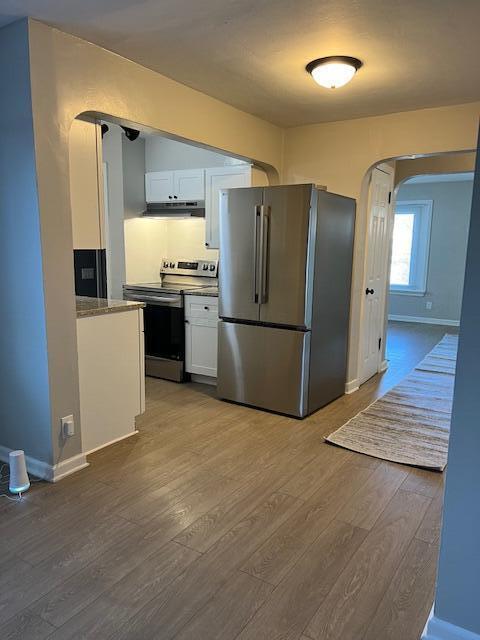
(306, 56, 362, 89)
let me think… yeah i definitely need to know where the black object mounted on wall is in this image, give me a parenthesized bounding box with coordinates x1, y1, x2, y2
(121, 126, 140, 141)
(73, 249, 107, 298)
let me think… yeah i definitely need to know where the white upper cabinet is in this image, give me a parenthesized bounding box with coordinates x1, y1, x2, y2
(145, 171, 174, 202)
(205, 165, 252, 250)
(145, 169, 204, 202)
(174, 169, 205, 200)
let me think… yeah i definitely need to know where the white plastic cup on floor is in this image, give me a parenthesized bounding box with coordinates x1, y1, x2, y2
(9, 450, 30, 494)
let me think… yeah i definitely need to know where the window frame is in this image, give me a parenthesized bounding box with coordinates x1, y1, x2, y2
(389, 199, 433, 295)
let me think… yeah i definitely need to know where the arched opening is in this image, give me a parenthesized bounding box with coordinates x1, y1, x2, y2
(68, 112, 277, 456)
(357, 150, 476, 392)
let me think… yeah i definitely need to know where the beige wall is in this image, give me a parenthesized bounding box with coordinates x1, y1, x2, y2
(69, 119, 104, 249)
(26, 18, 283, 465)
(283, 103, 479, 384)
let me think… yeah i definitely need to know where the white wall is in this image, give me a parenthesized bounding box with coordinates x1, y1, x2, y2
(102, 124, 126, 298)
(389, 179, 473, 323)
(124, 218, 167, 283)
(145, 136, 247, 172)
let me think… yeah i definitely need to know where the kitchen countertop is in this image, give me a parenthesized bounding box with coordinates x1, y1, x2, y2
(184, 287, 219, 297)
(76, 296, 145, 318)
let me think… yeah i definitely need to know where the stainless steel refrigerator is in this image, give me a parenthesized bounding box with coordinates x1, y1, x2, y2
(217, 184, 355, 418)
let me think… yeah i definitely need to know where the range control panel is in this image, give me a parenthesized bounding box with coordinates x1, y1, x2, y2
(160, 258, 218, 278)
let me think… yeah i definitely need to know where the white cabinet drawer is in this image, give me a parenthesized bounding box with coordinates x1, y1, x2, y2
(184, 295, 218, 321)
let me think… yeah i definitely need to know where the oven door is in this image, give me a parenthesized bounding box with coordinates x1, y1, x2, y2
(124, 292, 185, 381)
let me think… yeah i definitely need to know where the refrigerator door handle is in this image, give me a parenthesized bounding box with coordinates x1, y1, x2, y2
(260, 206, 270, 303)
(253, 205, 262, 303)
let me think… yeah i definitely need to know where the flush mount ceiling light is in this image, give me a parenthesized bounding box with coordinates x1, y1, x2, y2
(306, 56, 362, 89)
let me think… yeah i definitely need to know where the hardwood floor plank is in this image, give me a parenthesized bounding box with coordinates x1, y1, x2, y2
(336, 462, 408, 530)
(305, 490, 431, 640)
(113, 492, 301, 640)
(401, 467, 443, 498)
(279, 444, 351, 500)
(236, 520, 367, 640)
(172, 455, 311, 553)
(415, 491, 444, 545)
(47, 542, 200, 640)
(119, 468, 238, 525)
(174, 570, 273, 640)
(0, 516, 138, 625)
(363, 538, 438, 640)
(1, 610, 54, 640)
(30, 515, 196, 628)
(241, 463, 373, 586)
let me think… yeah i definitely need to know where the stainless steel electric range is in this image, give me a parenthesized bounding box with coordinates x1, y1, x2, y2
(123, 258, 218, 382)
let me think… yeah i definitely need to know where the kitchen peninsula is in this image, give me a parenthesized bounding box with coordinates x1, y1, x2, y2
(76, 296, 145, 454)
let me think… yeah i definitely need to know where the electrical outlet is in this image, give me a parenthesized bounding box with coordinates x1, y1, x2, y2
(61, 415, 75, 438)
(426, 301, 433, 310)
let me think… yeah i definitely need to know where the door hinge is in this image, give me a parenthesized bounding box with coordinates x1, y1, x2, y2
(378, 337, 382, 351)
(388, 191, 392, 204)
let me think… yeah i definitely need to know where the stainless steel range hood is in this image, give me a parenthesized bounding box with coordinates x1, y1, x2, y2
(143, 201, 205, 218)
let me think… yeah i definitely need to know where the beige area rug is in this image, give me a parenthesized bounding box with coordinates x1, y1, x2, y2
(326, 334, 458, 471)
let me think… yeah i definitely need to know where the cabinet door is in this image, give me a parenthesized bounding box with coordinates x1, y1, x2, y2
(174, 169, 205, 201)
(205, 166, 252, 249)
(145, 171, 174, 202)
(185, 320, 218, 377)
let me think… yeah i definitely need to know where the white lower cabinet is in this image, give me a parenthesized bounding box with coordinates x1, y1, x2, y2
(77, 308, 145, 454)
(185, 295, 218, 379)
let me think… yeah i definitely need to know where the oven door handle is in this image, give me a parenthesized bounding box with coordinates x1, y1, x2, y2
(125, 294, 182, 305)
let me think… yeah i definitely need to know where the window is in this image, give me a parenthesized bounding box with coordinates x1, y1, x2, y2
(390, 200, 432, 294)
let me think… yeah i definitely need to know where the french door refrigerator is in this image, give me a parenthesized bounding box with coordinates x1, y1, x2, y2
(217, 184, 355, 418)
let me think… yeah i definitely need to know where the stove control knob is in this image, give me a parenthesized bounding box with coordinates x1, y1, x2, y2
(169, 262, 175, 268)
(209, 264, 216, 271)
(203, 264, 208, 271)
(163, 261, 169, 268)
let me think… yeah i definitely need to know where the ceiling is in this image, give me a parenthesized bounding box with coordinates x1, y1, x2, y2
(2, 0, 480, 127)
(406, 172, 475, 184)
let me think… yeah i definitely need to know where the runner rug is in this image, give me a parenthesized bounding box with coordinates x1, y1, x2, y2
(325, 334, 458, 471)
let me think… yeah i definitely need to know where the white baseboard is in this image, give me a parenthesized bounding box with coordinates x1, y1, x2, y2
(0, 445, 88, 483)
(389, 314, 460, 327)
(83, 430, 138, 456)
(423, 614, 480, 640)
(379, 359, 389, 373)
(345, 379, 359, 394)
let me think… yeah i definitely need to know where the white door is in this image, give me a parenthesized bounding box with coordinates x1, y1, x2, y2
(145, 171, 174, 202)
(174, 169, 205, 200)
(360, 166, 394, 384)
(205, 165, 252, 249)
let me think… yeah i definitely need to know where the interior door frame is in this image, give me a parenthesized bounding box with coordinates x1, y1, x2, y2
(358, 162, 395, 386)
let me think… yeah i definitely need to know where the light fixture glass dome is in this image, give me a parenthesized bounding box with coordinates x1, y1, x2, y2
(306, 56, 362, 89)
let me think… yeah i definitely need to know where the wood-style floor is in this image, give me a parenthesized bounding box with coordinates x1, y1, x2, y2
(0, 321, 454, 640)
